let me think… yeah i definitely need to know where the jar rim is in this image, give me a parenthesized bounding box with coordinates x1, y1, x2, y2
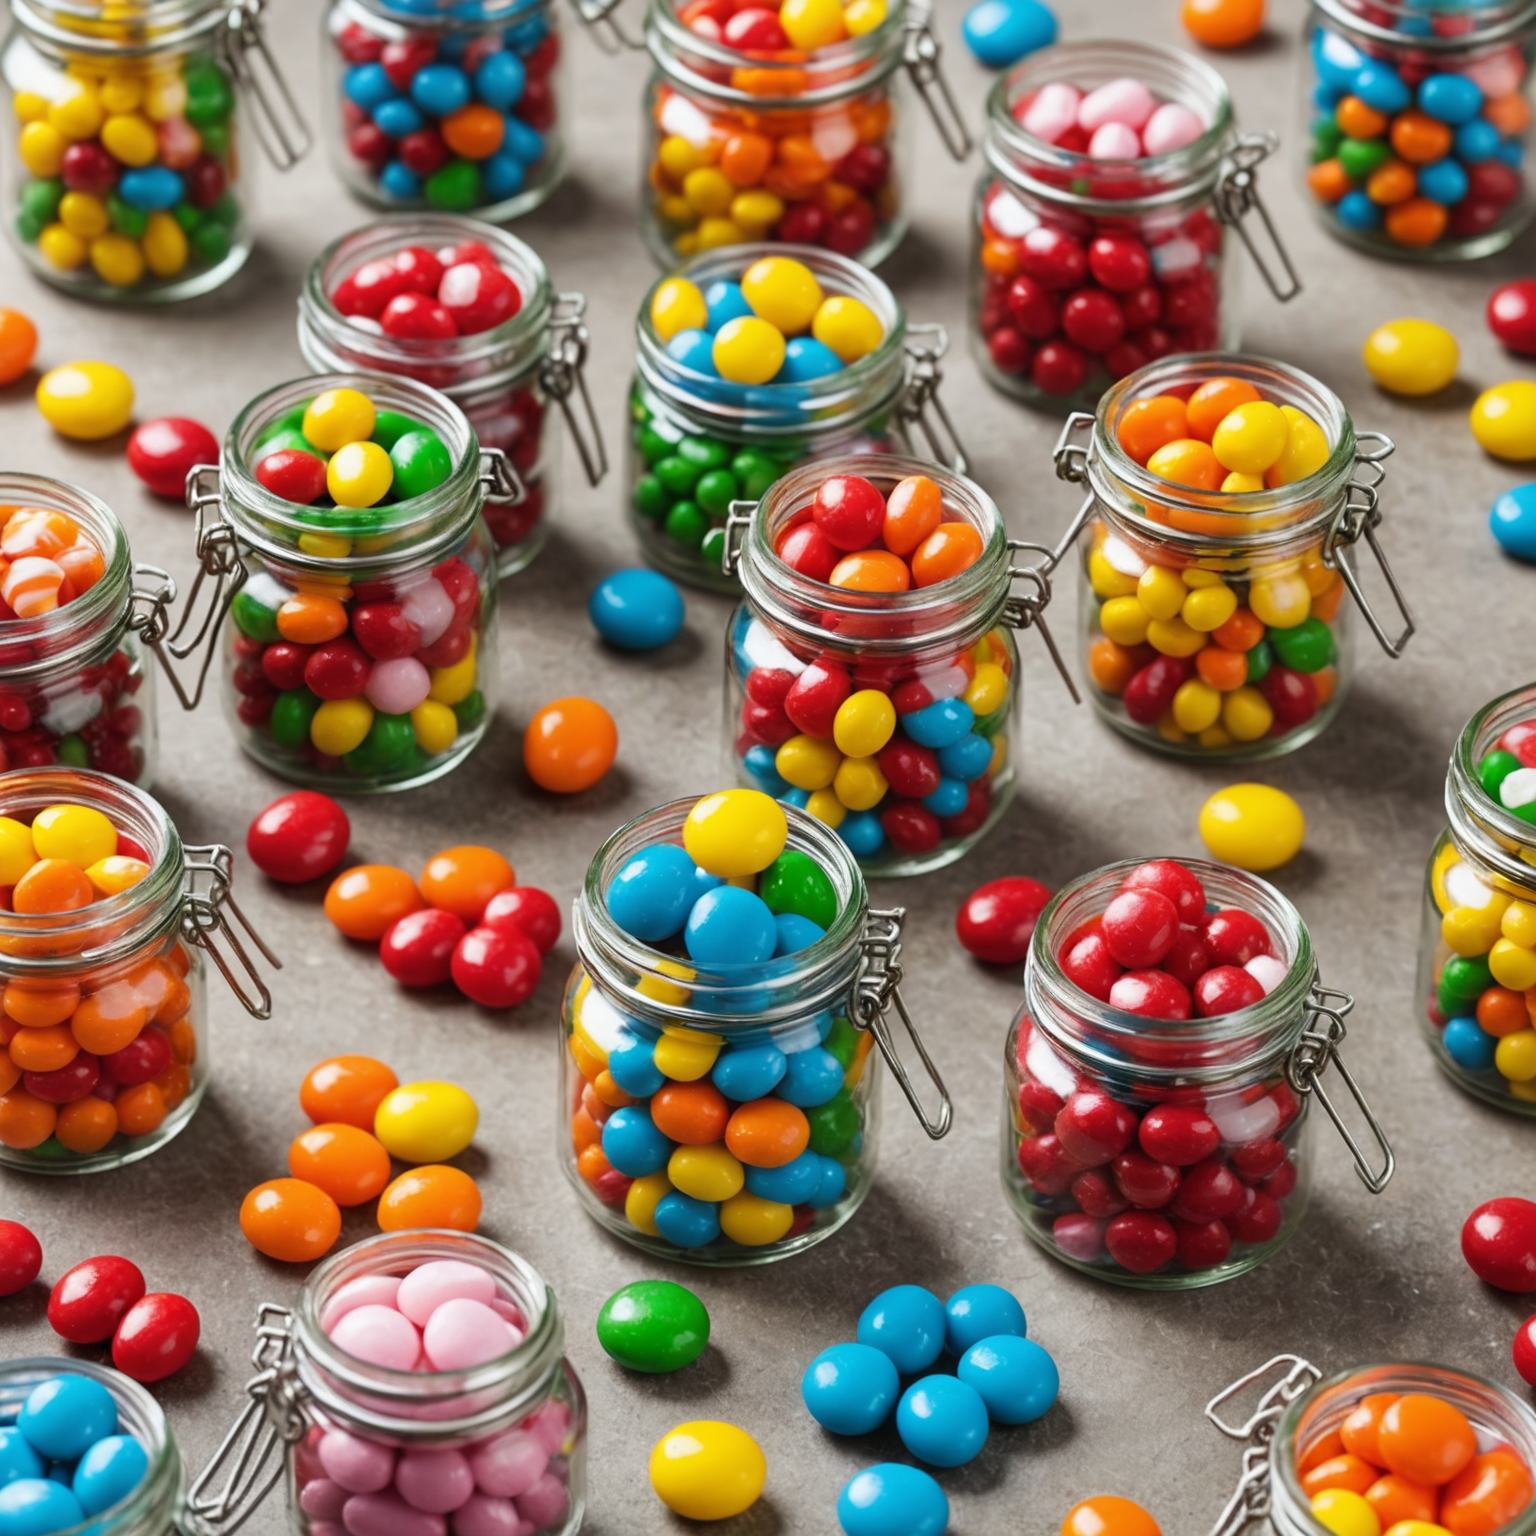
(1312, 0, 1536, 50)
(1446, 683, 1536, 894)
(343, 0, 553, 32)
(10, 0, 226, 52)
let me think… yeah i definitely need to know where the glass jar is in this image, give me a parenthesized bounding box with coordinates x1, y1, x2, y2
(973, 41, 1299, 414)
(297, 214, 607, 580)
(1002, 858, 1393, 1290)
(723, 454, 1076, 877)
(1417, 683, 1536, 1116)
(637, 0, 969, 267)
(1206, 1354, 1536, 1536)
(3, 0, 307, 302)
(1302, 0, 1535, 261)
(324, 0, 570, 220)
(186, 1230, 585, 1536)
(186, 371, 506, 792)
(629, 242, 964, 591)
(1050, 352, 1414, 761)
(561, 795, 950, 1265)
(0, 767, 276, 1174)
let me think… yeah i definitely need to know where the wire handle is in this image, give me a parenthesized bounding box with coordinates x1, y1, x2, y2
(1215, 133, 1301, 303)
(543, 292, 608, 488)
(1003, 541, 1079, 703)
(480, 446, 526, 506)
(895, 326, 968, 474)
(182, 845, 282, 1018)
(1205, 1354, 1322, 1536)
(903, 12, 972, 160)
(221, 0, 311, 170)
(1324, 432, 1413, 659)
(568, 0, 643, 51)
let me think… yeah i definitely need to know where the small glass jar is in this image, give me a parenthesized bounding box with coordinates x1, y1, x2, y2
(297, 214, 607, 580)
(0, 767, 276, 1174)
(629, 242, 964, 591)
(1302, 0, 1535, 261)
(1051, 352, 1414, 761)
(187, 371, 505, 792)
(1002, 859, 1392, 1290)
(724, 454, 1075, 877)
(3, 0, 308, 302)
(1417, 683, 1536, 1116)
(973, 41, 1299, 414)
(186, 1230, 585, 1536)
(560, 795, 950, 1265)
(637, 0, 969, 267)
(324, 0, 569, 220)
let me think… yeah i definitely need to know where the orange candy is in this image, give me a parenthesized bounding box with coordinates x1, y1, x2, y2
(2, 508, 75, 559)
(1186, 378, 1261, 442)
(882, 475, 943, 556)
(116, 1081, 167, 1136)
(829, 550, 910, 592)
(0, 309, 37, 386)
(1385, 198, 1449, 247)
(0, 1088, 56, 1148)
(911, 523, 984, 587)
(1299, 1431, 1348, 1474)
(289, 1122, 393, 1206)
(523, 696, 618, 794)
(1367, 160, 1417, 205)
(721, 131, 773, 186)
(1378, 1394, 1478, 1486)
(0, 1057, 18, 1095)
(651, 1081, 730, 1145)
(420, 846, 515, 921)
(301, 1054, 399, 1129)
(724, 1098, 810, 1168)
(1117, 395, 1189, 464)
(55, 1096, 118, 1155)
(1365, 1473, 1438, 1527)
(325, 864, 424, 940)
(1335, 96, 1388, 140)
(275, 592, 349, 645)
(1478, 987, 1531, 1037)
(441, 103, 504, 160)
(1088, 637, 1143, 694)
(4, 980, 79, 1027)
(1341, 1392, 1399, 1464)
(12, 858, 95, 914)
(1212, 607, 1265, 652)
(1440, 1449, 1536, 1536)
(69, 981, 150, 1056)
(1146, 439, 1225, 491)
(1390, 111, 1454, 165)
(1300, 1454, 1379, 1498)
(8, 1023, 78, 1073)
(240, 1177, 343, 1262)
(1195, 646, 1249, 691)
(1180, 0, 1263, 48)
(1061, 1495, 1162, 1536)
(377, 1164, 482, 1232)
(1487, 93, 1531, 136)
(1307, 160, 1353, 204)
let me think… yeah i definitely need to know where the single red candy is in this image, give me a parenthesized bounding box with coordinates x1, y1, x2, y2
(1170, 1158, 1245, 1223)
(1259, 666, 1318, 731)
(392, 244, 445, 296)
(246, 791, 351, 883)
(1101, 887, 1179, 968)
(1162, 926, 1212, 988)
(345, 254, 413, 318)
(61, 141, 117, 194)
(1194, 965, 1266, 1018)
(811, 475, 886, 553)
(956, 877, 1052, 965)
(0, 1221, 42, 1296)
(1017, 1080, 1065, 1134)
(381, 291, 460, 340)
(1017, 1132, 1085, 1197)
(877, 739, 940, 800)
(255, 449, 328, 506)
(784, 659, 851, 738)
(399, 128, 451, 179)
(1120, 283, 1162, 330)
(1175, 1217, 1233, 1270)
(1070, 1167, 1129, 1219)
(451, 924, 542, 1008)
(1061, 930, 1121, 1002)
(1088, 233, 1152, 292)
(381, 35, 436, 88)
(112, 1292, 201, 1383)
(381, 908, 468, 988)
(1230, 1137, 1287, 1182)
(482, 886, 561, 955)
(880, 801, 942, 856)
(1017, 226, 1088, 289)
(1514, 1313, 1536, 1386)
(25, 1053, 101, 1103)
(1030, 338, 1090, 397)
(1122, 859, 1207, 922)
(1203, 908, 1271, 967)
(261, 641, 313, 693)
(1060, 289, 1125, 354)
(305, 640, 371, 701)
(102, 1030, 171, 1087)
(127, 417, 220, 499)
(1226, 1187, 1283, 1245)
(723, 5, 788, 48)
(1489, 279, 1536, 357)
(1104, 1211, 1177, 1273)
(1123, 654, 1193, 724)
(1138, 1103, 1220, 1166)
(1462, 1197, 1536, 1292)
(352, 602, 424, 662)
(777, 521, 840, 582)
(438, 260, 521, 334)
(48, 1254, 146, 1343)
(1261, 1158, 1297, 1202)
(1109, 968, 1191, 1020)
(988, 326, 1032, 374)
(185, 154, 225, 209)
(1111, 1150, 1181, 1209)
(1055, 1089, 1138, 1166)
(1005, 275, 1060, 339)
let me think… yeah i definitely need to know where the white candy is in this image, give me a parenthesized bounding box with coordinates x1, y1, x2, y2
(986, 186, 1040, 241)
(1151, 237, 1202, 277)
(1445, 860, 1498, 910)
(1244, 954, 1288, 996)
(1142, 101, 1206, 156)
(1500, 767, 1536, 811)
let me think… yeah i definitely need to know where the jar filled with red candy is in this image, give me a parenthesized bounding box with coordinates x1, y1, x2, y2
(298, 214, 606, 579)
(1002, 857, 1393, 1288)
(637, 0, 971, 267)
(0, 767, 276, 1173)
(1053, 353, 1414, 760)
(724, 456, 1075, 876)
(973, 40, 1299, 413)
(185, 1230, 586, 1536)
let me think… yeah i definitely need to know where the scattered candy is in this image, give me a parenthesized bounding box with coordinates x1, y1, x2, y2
(956, 877, 1053, 965)
(1471, 381, 1536, 462)
(649, 1420, 766, 1522)
(1362, 318, 1458, 396)
(246, 792, 351, 883)
(1199, 784, 1307, 871)
(596, 1279, 710, 1373)
(1062, 1497, 1162, 1536)
(523, 696, 617, 793)
(1462, 1198, 1536, 1291)
(111, 1291, 201, 1382)
(375, 1079, 479, 1164)
(0, 308, 38, 385)
(589, 569, 685, 652)
(803, 1342, 901, 1435)
(1516, 1313, 1536, 1386)
(35, 361, 133, 441)
(240, 1177, 344, 1263)
(1182, 0, 1263, 48)
(1491, 484, 1536, 562)
(0, 1220, 42, 1295)
(838, 1463, 949, 1536)
(1489, 280, 1536, 357)
(126, 417, 219, 498)
(962, 0, 1057, 70)
(47, 1254, 144, 1344)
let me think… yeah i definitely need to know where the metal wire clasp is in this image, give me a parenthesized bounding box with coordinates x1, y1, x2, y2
(542, 293, 608, 488)
(1205, 1354, 1322, 1536)
(850, 909, 952, 1139)
(1215, 133, 1301, 303)
(1052, 412, 1096, 487)
(480, 446, 526, 506)
(185, 1306, 306, 1536)
(568, 0, 642, 52)
(896, 326, 968, 475)
(1323, 432, 1414, 659)
(221, 0, 311, 170)
(1002, 541, 1079, 703)
(720, 499, 757, 578)
(902, 11, 972, 160)
(181, 845, 281, 1018)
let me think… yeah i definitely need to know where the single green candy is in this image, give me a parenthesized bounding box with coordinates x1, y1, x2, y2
(15, 207, 45, 244)
(664, 501, 707, 549)
(1479, 749, 1522, 801)
(199, 121, 230, 158)
(172, 201, 203, 234)
(391, 428, 453, 499)
(731, 449, 781, 501)
(57, 734, 89, 768)
(425, 159, 482, 211)
(370, 411, 418, 452)
(654, 454, 704, 496)
(806, 1089, 860, 1156)
(694, 469, 739, 518)
(27, 1137, 70, 1162)
(1268, 617, 1333, 674)
(596, 1280, 710, 1374)
(108, 192, 148, 238)
(1337, 136, 1390, 181)
(255, 407, 307, 451)
(20, 178, 62, 225)
(269, 688, 320, 749)
(209, 190, 241, 227)
(1245, 639, 1272, 685)
(345, 713, 416, 775)
(1440, 955, 1494, 1013)
(183, 58, 235, 126)
(633, 474, 671, 521)
(638, 425, 678, 466)
(1311, 119, 1344, 160)
(678, 436, 730, 472)
(190, 218, 231, 266)
(700, 526, 726, 571)
(760, 848, 837, 929)
(823, 1015, 859, 1070)
(258, 428, 326, 463)
(231, 588, 280, 642)
(454, 690, 486, 729)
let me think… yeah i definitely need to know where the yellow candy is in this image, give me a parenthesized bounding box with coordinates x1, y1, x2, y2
(1146, 615, 1205, 658)
(730, 190, 784, 232)
(833, 690, 896, 758)
(99, 111, 158, 166)
(297, 533, 353, 560)
(694, 217, 745, 251)
(85, 855, 150, 898)
(1502, 900, 1536, 948)
(59, 191, 109, 239)
(1156, 712, 1187, 744)
(142, 210, 188, 277)
(1265, 406, 1331, 487)
(719, 1190, 795, 1245)
(1222, 688, 1274, 742)
(37, 224, 87, 271)
(1172, 678, 1222, 733)
(0, 818, 39, 886)
(48, 85, 104, 141)
(780, 0, 847, 49)
(411, 700, 458, 756)
(650, 1421, 766, 1521)
(1441, 903, 1507, 958)
(844, 0, 887, 32)
(682, 166, 734, 216)
(625, 1172, 671, 1235)
(1180, 568, 1224, 588)
(657, 194, 696, 228)
(1489, 937, 1536, 991)
(712, 315, 786, 385)
(13, 91, 48, 122)
(1221, 471, 1265, 492)
(142, 73, 187, 122)
(1099, 596, 1150, 646)
(36, 360, 134, 440)
(1199, 783, 1306, 871)
(98, 74, 143, 114)
(657, 134, 714, 179)
(1309, 1489, 1380, 1536)
(1088, 547, 1138, 598)
(740, 255, 823, 335)
(310, 697, 373, 756)
(804, 787, 845, 828)
(653, 1026, 720, 1080)
(1136, 564, 1187, 621)
(426, 638, 478, 708)
(1182, 583, 1238, 632)
(1363, 318, 1458, 396)
(811, 295, 883, 363)
(775, 733, 841, 791)
(32, 804, 117, 867)
(672, 232, 699, 257)
(303, 387, 376, 451)
(668, 1143, 744, 1202)
(683, 789, 787, 878)
(374, 1080, 478, 1163)
(1496, 1029, 1536, 1082)
(326, 440, 393, 508)
(1199, 724, 1233, 749)
(965, 663, 1008, 716)
(18, 120, 65, 177)
(1249, 571, 1311, 629)
(1470, 381, 1536, 462)
(1212, 401, 1290, 475)
(833, 756, 887, 812)
(90, 233, 145, 288)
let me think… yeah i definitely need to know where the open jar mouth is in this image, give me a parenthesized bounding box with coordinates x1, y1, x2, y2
(1447, 683, 1536, 889)
(11, 0, 227, 51)
(343, 0, 552, 31)
(1313, 0, 1536, 48)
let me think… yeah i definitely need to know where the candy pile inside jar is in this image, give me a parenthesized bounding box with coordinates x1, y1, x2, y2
(570, 790, 867, 1252)
(1307, 30, 1529, 250)
(736, 472, 1009, 864)
(1427, 719, 1536, 1105)
(14, 53, 240, 289)
(978, 75, 1220, 399)
(1013, 859, 1301, 1277)
(0, 804, 196, 1160)
(1298, 1387, 1533, 1536)
(294, 1257, 573, 1535)
(1088, 377, 1343, 753)
(335, 4, 555, 211)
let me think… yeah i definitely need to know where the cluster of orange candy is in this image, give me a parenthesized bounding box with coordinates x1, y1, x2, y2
(0, 504, 106, 621)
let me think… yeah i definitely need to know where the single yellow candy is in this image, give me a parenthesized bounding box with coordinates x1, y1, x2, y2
(740, 255, 823, 335)
(1180, 567, 1225, 588)
(1172, 678, 1222, 733)
(1088, 547, 1138, 598)
(668, 1143, 744, 1202)
(1212, 401, 1290, 475)
(32, 804, 117, 868)
(1489, 936, 1536, 991)
(98, 74, 144, 113)
(683, 789, 787, 878)
(1502, 899, 1536, 948)
(844, 0, 887, 32)
(1363, 318, 1458, 396)
(310, 697, 374, 756)
(1222, 686, 1273, 742)
(625, 1172, 672, 1236)
(712, 315, 787, 385)
(428, 637, 478, 706)
(48, 84, 104, 142)
(85, 855, 151, 898)
(374, 1080, 479, 1163)
(1441, 903, 1507, 958)
(719, 1190, 794, 1245)
(775, 733, 842, 791)
(1221, 471, 1265, 492)
(804, 787, 845, 828)
(780, 0, 847, 50)
(833, 756, 887, 812)
(682, 166, 734, 216)
(18, 120, 65, 177)
(90, 232, 145, 288)
(965, 662, 1009, 716)
(650, 278, 708, 343)
(411, 700, 459, 755)
(327, 440, 394, 508)
(653, 1026, 719, 1079)
(1249, 571, 1312, 629)
(36, 360, 134, 440)
(1146, 615, 1206, 658)
(38, 224, 88, 271)
(657, 134, 714, 180)
(1265, 406, 1331, 487)
(650, 1422, 766, 1521)
(657, 194, 697, 229)
(730, 190, 784, 231)
(0, 817, 38, 886)
(1496, 1030, 1536, 1082)
(1182, 583, 1238, 632)
(13, 91, 48, 122)
(100, 111, 158, 167)
(832, 690, 896, 758)
(694, 217, 745, 251)
(59, 191, 109, 239)
(1470, 381, 1536, 462)
(1099, 595, 1150, 646)
(1136, 564, 1187, 621)
(141, 210, 188, 278)
(297, 532, 353, 560)
(1308, 1488, 1380, 1536)
(303, 387, 376, 452)
(142, 73, 187, 122)
(1199, 783, 1306, 871)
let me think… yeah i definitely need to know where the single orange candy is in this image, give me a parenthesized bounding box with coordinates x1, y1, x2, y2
(1364, 1473, 1438, 1528)
(1366, 160, 1417, 205)
(1299, 1453, 1378, 1498)
(1335, 96, 1388, 140)
(240, 1177, 343, 1262)
(288, 1122, 393, 1206)
(377, 1164, 482, 1232)
(1377, 1394, 1478, 1486)
(0, 1057, 18, 1096)
(300, 1054, 399, 1129)
(1185, 378, 1261, 442)
(8, 1023, 78, 1073)
(720, 130, 773, 186)
(1440, 1448, 1536, 1536)
(651, 1081, 730, 1145)
(523, 696, 618, 794)
(324, 864, 423, 940)
(570, 1105, 602, 1154)
(1212, 607, 1265, 652)
(724, 1098, 810, 1168)
(1195, 646, 1249, 691)
(882, 475, 943, 556)
(1298, 1431, 1348, 1474)
(1477, 986, 1530, 1037)
(69, 985, 150, 1056)
(55, 1096, 117, 1155)
(1088, 637, 1143, 694)
(116, 1081, 167, 1136)
(1307, 159, 1353, 204)
(1390, 111, 1454, 164)
(911, 523, 984, 587)
(4, 979, 79, 1027)
(420, 846, 515, 923)
(590, 1069, 634, 1109)
(1117, 395, 1190, 464)
(1180, 0, 1263, 47)
(0, 1088, 56, 1149)
(1385, 197, 1448, 247)
(1341, 1392, 1399, 1464)
(1146, 438, 1225, 492)
(13, 858, 95, 915)
(275, 592, 349, 646)
(155, 1062, 191, 1111)
(0, 309, 38, 387)
(440, 103, 504, 159)
(829, 550, 911, 592)
(1061, 1495, 1162, 1536)
(576, 1142, 614, 1187)
(1486, 93, 1532, 136)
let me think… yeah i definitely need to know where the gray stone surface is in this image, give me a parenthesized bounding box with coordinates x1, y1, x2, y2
(2, 0, 1536, 1530)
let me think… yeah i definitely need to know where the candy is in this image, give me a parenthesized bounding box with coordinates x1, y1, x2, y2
(838, 1464, 949, 1536)
(19, 1374, 116, 1461)
(858, 1284, 945, 1374)
(1471, 381, 1536, 461)
(1491, 484, 1536, 562)
(326, 865, 424, 940)
(1461, 1198, 1536, 1291)
(895, 1374, 990, 1467)
(802, 1342, 901, 1433)
(302, 1055, 398, 1128)
(589, 569, 685, 651)
(596, 1279, 710, 1372)
(649, 1421, 766, 1521)
(523, 696, 617, 792)
(126, 417, 219, 498)
(1062, 1497, 1162, 1536)
(290, 1123, 392, 1206)
(239, 1177, 344, 1262)
(1489, 280, 1536, 356)
(1199, 784, 1306, 871)
(1516, 1314, 1536, 1386)
(0, 1221, 42, 1295)
(35, 361, 133, 440)
(111, 1291, 200, 1382)
(0, 309, 38, 385)
(246, 792, 351, 883)
(74, 1435, 149, 1517)
(1363, 319, 1459, 396)
(47, 1255, 145, 1344)
(374, 1080, 478, 1163)
(962, 0, 1057, 69)
(957, 1334, 1059, 1423)
(378, 1164, 483, 1232)
(1182, 0, 1263, 47)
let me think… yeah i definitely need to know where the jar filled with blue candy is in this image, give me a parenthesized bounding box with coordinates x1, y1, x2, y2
(1302, 0, 1535, 260)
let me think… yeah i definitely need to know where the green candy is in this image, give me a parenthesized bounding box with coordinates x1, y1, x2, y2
(191, 219, 232, 266)
(664, 502, 707, 549)
(370, 411, 418, 452)
(425, 159, 482, 211)
(760, 849, 837, 929)
(15, 207, 45, 244)
(731, 449, 782, 501)
(390, 428, 452, 499)
(1439, 955, 1494, 1017)
(255, 407, 307, 451)
(678, 436, 730, 472)
(199, 121, 230, 158)
(654, 455, 704, 497)
(806, 1089, 860, 1156)
(639, 425, 679, 466)
(258, 428, 326, 463)
(1337, 136, 1390, 180)
(172, 201, 203, 234)
(454, 691, 486, 730)
(1311, 119, 1344, 162)
(345, 713, 416, 775)
(108, 193, 148, 238)
(269, 688, 320, 749)
(57, 734, 89, 768)
(1268, 617, 1333, 674)
(20, 178, 62, 225)
(701, 527, 726, 571)
(695, 469, 740, 518)
(209, 190, 241, 227)
(596, 1280, 710, 1374)
(26, 1137, 70, 1163)
(231, 588, 280, 642)
(823, 1015, 859, 1070)
(183, 59, 235, 126)
(1245, 639, 1272, 685)
(634, 475, 670, 521)
(1479, 749, 1522, 802)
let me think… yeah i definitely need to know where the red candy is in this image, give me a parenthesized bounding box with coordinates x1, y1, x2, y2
(1062, 928, 1121, 1001)
(1193, 965, 1265, 1017)
(1203, 908, 1271, 967)
(438, 260, 521, 334)
(1056, 1089, 1138, 1165)
(1515, 1313, 1536, 1386)
(450, 924, 542, 1008)
(126, 417, 220, 499)
(1122, 858, 1206, 922)
(255, 449, 328, 506)
(0, 1220, 42, 1296)
(1105, 1211, 1178, 1273)
(380, 291, 459, 340)
(1101, 887, 1179, 968)
(1109, 968, 1191, 1020)
(380, 908, 467, 988)
(1138, 1104, 1220, 1166)
(1489, 280, 1536, 357)
(48, 1254, 146, 1344)
(956, 877, 1053, 965)
(812, 475, 887, 552)
(246, 792, 351, 884)
(1462, 1198, 1536, 1292)
(482, 886, 561, 955)
(112, 1292, 200, 1382)
(776, 522, 839, 583)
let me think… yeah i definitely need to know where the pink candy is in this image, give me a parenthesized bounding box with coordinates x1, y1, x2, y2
(1019, 80, 1081, 144)
(1089, 122, 1141, 160)
(453, 1494, 533, 1536)
(396, 1260, 497, 1326)
(321, 1275, 404, 1334)
(342, 1490, 447, 1536)
(320, 1430, 396, 1495)
(1016, 74, 1209, 162)
(423, 1299, 521, 1373)
(466, 1431, 547, 1500)
(365, 657, 432, 716)
(330, 1305, 422, 1372)
(1078, 77, 1155, 133)
(395, 1450, 475, 1514)
(1142, 101, 1206, 155)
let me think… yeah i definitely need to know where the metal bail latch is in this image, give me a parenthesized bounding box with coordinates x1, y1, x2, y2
(897, 326, 968, 474)
(181, 845, 282, 1018)
(902, 13, 972, 161)
(1287, 982, 1395, 1194)
(543, 293, 609, 488)
(1205, 1354, 1323, 1536)
(851, 908, 952, 1140)
(221, 0, 311, 171)
(185, 1305, 306, 1536)
(720, 499, 759, 578)
(126, 562, 209, 712)
(568, 0, 642, 53)
(480, 446, 527, 507)
(1215, 133, 1301, 303)
(1003, 541, 1080, 703)
(1052, 412, 1096, 486)
(1324, 432, 1414, 659)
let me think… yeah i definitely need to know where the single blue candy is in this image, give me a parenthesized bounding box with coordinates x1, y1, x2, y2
(1454, 118, 1501, 163)
(1496, 139, 1524, 168)
(960, 0, 1057, 68)
(410, 62, 472, 116)
(778, 1046, 844, 1107)
(746, 1148, 822, 1203)
(474, 50, 526, 109)
(1443, 1016, 1499, 1071)
(1352, 62, 1410, 114)
(0, 1430, 43, 1488)
(666, 328, 717, 375)
(858, 1285, 945, 1374)
(744, 744, 790, 795)
(774, 913, 825, 955)
(1417, 157, 1469, 205)
(654, 1191, 721, 1249)
(901, 698, 974, 749)
(780, 787, 811, 809)
(18, 1379, 115, 1464)
(503, 117, 545, 164)
(117, 166, 182, 211)
(712, 1042, 787, 1100)
(1418, 72, 1483, 125)
(372, 97, 425, 138)
(937, 732, 993, 782)
(802, 1342, 901, 1435)
(344, 62, 399, 110)
(958, 1335, 1059, 1424)
(72, 1436, 147, 1518)
(481, 151, 526, 202)
(600, 1106, 673, 1178)
(507, 13, 548, 48)
(607, 844, 698, 941)
(1313, 82, 1343, 113)
(590, 568, 685, 652)
(607, 1031, 666, 1098)
(685, 886, 777, 966)
(1312, 27, 1364, 93)
(1336, 190, 1383, 230)
(379, 161, 421, 200)
(808, 1154, 848, 1208)
(1491, 483, 1536, 562)
(896, 1375, 990, 1468)
(704, 281, 753, 333)
(944, 1284, 1026, 1354)
(693, 865, 724, 897)
(838, 812, 886, 858)
(922, 778, 968, 818)
(777, 339, 844, 384)
(838, 1464, 949, 1536)
(0, 1480, 84, 1536)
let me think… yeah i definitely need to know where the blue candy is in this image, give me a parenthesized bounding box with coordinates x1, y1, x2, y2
(809, 1154, 847, 1208)
(838, 1464, 949, 1536)
(72, 1436, 147, 1518)
(372, 98, 425, 138)
(1418, 72, 1483, 125)
(506, 13, 548, 48)
(1491, 483, 1536, 562)
(474, 50, 526, 110)
(1454, 118, 1502, 164)
(838, 812, 886, 858)
(654, 1191, 721, 1248)
(344, 62, 398, 110)
(410, 62, 471, 116)
(960, 0, 1056, 68)
(0, 1430, 42, 1488)
(1417, 157, 1469, 205)
(600, 1106, 672, 1177)
(746, 1150, 822, 1203)
(743, 743, 790, 795)
(802, 1342, 900, 1435)
(704, 281, 753, 332)
(685, 886, 777, 965)
(589, 568, 685, 652)
(1337, 190, 1383, 230)
(607, 844, 698, 941)
(858, 1285, 945, 1374)
(777, 1046, 844, 1107)
(379, 162, 421, 201)
(780, 787, 811, 809)
(921, 778, 968, 818)
(18, 1379, 115, 1464)
(774, 913, 825, 955)
(1496, 139, 1524, 168)
(607, 1031, 666, 1098)
(1353, 62, 1410, 114)
(896, 1375, 990, 1468)
(666, 329, 717, 375)
(1443, 1016, 1498, 1071)
(694, 865, 725, 897)
(958, 1335, 1059, 1424)
(481, 152, 526, 202)
(117, 166, 182, 211)
(1313, 82, 1343, 113)
(712, 1042, 787, 1100)
(503, 118, 545, 164)
(937, 732, 993, 782)
(1312, 27, 1364, 93)
(901, 698, 974, 749)
(943, 1283, 1026, 1354)
(0, 1481, 84, 1536)
(777, 339, 844, 384)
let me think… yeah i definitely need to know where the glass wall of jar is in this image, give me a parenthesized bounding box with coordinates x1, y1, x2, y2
(3, 0, 307, 302)
(1303, 0, 1535, 261)
(973, 41, 1299, 413)
(0, 767, 276, 1173)
(1050, 352, 1413, 761)
(561, 794, 950, 1264)
(186, 1231, 585, 1536)
(637, 0, 969, 268)
(724, 455, 1076, 877)
(188, 371, 505, 792)
(325, 0, 570, 221)
(1418, 683, 1536, 1117)
(298, 214, 607, 581)
(1002, 858, 1393, 1289)
(630, 242, 964, 591)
